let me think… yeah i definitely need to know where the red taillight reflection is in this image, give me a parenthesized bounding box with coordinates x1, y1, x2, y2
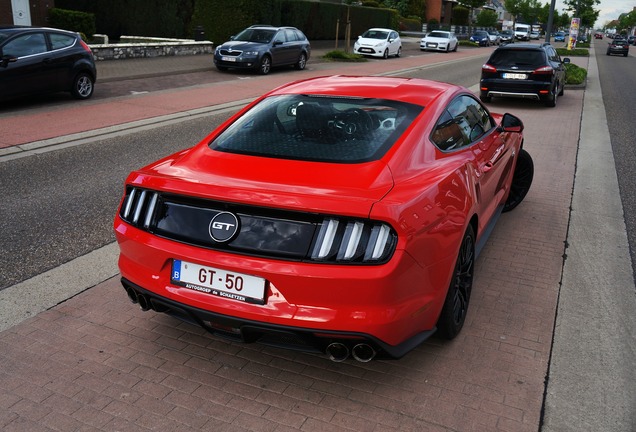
(534, 65, 554, 74)
(80, 39, 93, 54)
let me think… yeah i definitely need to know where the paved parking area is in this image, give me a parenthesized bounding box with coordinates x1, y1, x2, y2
(0, 82, 584, 430)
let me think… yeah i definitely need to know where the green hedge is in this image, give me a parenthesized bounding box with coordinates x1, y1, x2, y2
(48, 8, 96, 39)
(52, 0, 398, 43)
(55, 0, 195, 40)
(192, 0, 399, 44)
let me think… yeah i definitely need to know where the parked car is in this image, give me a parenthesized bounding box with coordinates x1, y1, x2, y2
(353, 28, 401, 58)
(628, 35, 636, 45)
(114, 75, 533, 362)
(420, 30, 458, 52)
(0, 25, 96, 102)
(499, 30, 514, 44)
(480, 43, 569, 107)
(554, 32, 566, 42)
(607, 39, 629, 57)
(470, 30, 491, 46)
(530, 31, 540, 40)
(488, 30, 501, 45)
(213, 25, 310, 75)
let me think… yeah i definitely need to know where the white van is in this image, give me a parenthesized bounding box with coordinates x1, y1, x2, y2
(514, 24, 531, 41)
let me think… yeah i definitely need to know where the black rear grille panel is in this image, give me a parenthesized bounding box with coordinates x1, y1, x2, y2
(118, 187, 397, 264)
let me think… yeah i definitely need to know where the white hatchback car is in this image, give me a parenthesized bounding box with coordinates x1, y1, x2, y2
(353, 28, 401, 58)
(420, 30, 459, 52)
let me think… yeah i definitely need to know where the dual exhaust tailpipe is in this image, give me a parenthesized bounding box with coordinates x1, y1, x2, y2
(126, 285, 376, 362)
(326, 342, 376, 363)
(125, 286, 167, 312)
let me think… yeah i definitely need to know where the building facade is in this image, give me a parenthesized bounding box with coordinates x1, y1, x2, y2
(1, 0, 55, 27)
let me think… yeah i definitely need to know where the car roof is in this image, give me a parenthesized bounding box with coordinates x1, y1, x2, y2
(0, 25, 77, 36)
(266, 75, 459, 107)
(496, 43, 547, 50)
(247, 25, 298, 31)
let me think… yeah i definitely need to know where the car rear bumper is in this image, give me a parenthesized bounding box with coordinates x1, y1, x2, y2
(480, 78, 553, 101)
(114, 219, 452, 359)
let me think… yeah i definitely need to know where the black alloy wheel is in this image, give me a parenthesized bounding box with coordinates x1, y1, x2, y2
(503, 149, 534, 212)
(437, 225, 475, 339)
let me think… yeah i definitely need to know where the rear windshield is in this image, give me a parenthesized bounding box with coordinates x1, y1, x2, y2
(210, 94, 423, 163)
(488, 49, 546, 67)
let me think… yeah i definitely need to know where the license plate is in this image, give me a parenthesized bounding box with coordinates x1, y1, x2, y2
(171, 260, 266, 304)
(502, 73, 527, 79)
(221, 56, 237, 62)
(427, 43, 437, 47)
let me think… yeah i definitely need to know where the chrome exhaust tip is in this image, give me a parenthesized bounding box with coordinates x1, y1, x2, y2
(351, 344, 376, 362)
(326, 342, 349, 362)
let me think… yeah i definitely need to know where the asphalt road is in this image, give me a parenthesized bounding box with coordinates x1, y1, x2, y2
(0, 49, 492, 290)
(595, 40, 636, 279)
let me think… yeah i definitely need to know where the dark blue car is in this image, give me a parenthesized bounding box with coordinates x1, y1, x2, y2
(554, 32, 566, 42)
(470, 31, 491, 47)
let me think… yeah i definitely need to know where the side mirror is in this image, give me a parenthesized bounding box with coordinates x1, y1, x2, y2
(1, 54, 17, 68)
(500, 113, 524, 133)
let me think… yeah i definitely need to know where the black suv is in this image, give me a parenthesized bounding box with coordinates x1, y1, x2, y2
(0, 26, 96, 102)
(214, 25, 311, 75)
(479, 43, 569, 107)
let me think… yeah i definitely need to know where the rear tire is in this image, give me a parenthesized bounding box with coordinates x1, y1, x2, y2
(396, 47, 402, 57)
(480, 95, 491, 103)
(503, 149, 534, 212)
(71, 72, 94, 100)
(437, 225, 475, 339)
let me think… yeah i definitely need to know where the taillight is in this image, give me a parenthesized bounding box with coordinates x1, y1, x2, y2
(482, 63, 497, 73)
(533, 65, 554, 74)
(79, 39, 93, 54)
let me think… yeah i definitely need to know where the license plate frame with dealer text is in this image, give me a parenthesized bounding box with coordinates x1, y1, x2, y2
(171, 259, 266, 305)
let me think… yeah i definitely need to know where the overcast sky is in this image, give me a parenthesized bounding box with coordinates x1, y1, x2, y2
(551, 0, 635, 27)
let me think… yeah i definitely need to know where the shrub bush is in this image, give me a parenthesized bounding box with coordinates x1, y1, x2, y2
(565, 63, 587, 85)
(323, 50, 366, 61)
(48, 8, 96, 38)
(556, 47, 589, 56)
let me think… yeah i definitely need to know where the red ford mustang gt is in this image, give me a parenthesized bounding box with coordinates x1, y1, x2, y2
(114, 76, 533, 361)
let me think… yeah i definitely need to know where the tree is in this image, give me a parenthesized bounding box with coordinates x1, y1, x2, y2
(504, 0, 530, 28)
(563, 0, 600, 28)
(476, 10, 498, 28)
(457, 0, 487, 33)
(453, 6, 470, 26)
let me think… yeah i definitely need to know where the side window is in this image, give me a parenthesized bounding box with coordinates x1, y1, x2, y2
(273, 31, 286, 44)
(285, 30, 298, 42)
(3, 33, 47, 57)
(49, 33, 76, 50)
(432, 95, 494, 151)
